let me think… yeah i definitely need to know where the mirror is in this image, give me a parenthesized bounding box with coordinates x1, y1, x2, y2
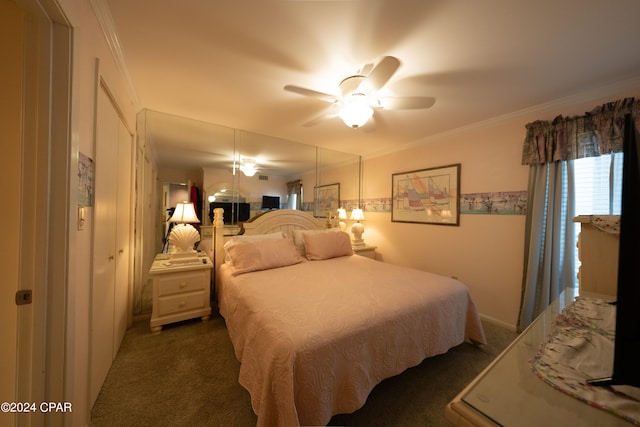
(143, 109, 361, 235)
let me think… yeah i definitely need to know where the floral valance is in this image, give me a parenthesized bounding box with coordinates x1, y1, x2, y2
(522, 97, 640, 165)
(286, 179, 303, 194)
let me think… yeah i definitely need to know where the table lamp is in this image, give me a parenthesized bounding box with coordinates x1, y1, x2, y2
(338, 208, 347, 231)
(168, 201, 201, 261)
(350, 208, 365, 246)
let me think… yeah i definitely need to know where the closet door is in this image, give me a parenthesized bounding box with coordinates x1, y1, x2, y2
(90, 84, 133, 406)
(90, 86, 118, 405)
(113, 119, 132, 354)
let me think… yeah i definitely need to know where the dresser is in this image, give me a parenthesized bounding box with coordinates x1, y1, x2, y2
(149, 254, 213, 333)
(445, 216, 632, 426)
(444, 288, 633, 427)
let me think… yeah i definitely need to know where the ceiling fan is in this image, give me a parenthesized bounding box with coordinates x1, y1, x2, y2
(284, 56, 436, 129)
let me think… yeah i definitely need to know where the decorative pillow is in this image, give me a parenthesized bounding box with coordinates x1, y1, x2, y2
(291, 228, 341, 257)
(226, 238, 304, 276)
(291, 229, 308, 256)
(223, 231, 287, 264)
(302, 230, 353, 260)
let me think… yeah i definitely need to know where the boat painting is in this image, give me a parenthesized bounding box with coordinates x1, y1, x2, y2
(392, 164, 460, 225)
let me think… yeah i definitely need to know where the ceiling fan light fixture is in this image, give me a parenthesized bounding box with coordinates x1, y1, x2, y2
(338, 94, 373, 129)
(239, 161, 257, 177)
(236, 157, 258, 177)
(285, 56, 435, 128)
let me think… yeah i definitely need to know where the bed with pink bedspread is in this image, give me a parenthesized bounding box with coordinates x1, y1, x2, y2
(212, 209, 486, 426)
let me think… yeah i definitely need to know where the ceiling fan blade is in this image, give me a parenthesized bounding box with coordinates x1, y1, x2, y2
(364, 56, 401, 91)
(358, 62, 374, 76)
(302, 108, 339, 127)
(378, 96, 436, 110)
(284, 85, 339, 103)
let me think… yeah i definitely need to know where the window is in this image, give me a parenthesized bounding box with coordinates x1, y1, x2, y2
(574, 153, 623, 216)
(572, 152, 623, 286)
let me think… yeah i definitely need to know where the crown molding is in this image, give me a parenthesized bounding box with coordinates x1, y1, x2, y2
(364, 74, 640, 161)
(90, 0, 141, 110)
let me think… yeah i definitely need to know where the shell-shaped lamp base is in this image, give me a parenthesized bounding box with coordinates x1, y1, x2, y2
(168, 224, 201, 254)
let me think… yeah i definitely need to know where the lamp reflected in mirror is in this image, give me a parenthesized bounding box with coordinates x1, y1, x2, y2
(350, 208, 365, 246)
(338, 208, 347, 231)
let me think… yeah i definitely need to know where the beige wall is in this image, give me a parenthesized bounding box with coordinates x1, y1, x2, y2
(362, 119, 528, 328)
(359, 83, 640, 329)
(57, 0, 140, 424)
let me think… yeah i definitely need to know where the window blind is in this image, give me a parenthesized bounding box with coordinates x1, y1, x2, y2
(572, 152, 623, 286)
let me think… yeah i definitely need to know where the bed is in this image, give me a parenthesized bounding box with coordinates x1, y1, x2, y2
(212, 208, 486, 427)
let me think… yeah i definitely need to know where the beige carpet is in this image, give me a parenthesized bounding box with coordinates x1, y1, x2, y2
(91, 309, 515, 427)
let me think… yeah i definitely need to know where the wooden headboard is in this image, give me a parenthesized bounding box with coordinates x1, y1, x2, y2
(241, 209, 325, 235)
(212, 209, 325, 285)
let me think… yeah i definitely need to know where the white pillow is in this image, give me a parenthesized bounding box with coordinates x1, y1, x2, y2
(291, 228, 341, 257)
(302, 230, 353, 260)
(223, 231, 287, 264)
(225, 238, 304, 276)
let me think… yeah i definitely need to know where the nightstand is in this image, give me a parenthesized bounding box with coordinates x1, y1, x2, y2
(352, 244, 377, 259)
(149, 254, 213, 333)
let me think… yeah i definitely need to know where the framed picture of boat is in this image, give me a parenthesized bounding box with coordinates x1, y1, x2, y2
(314, 182, 340, 218)
(391, 163, 461, 225)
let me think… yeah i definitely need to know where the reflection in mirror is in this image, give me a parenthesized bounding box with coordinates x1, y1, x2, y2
(138, 109, 362, 316)
(142, 109, 360, 236)
(145, 109, 235, 169)
(161, 182, 191, 253)
(230, 128, 318, 226)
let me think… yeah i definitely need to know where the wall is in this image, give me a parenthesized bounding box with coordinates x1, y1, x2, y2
(57, 0, 140, 424)
(361, 119, 527, 329)
(358, 81, 640, 329)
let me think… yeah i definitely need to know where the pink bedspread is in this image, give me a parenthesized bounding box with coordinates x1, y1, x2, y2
(218, 255, 486, 426)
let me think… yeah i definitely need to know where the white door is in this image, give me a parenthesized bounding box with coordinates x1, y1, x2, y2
(90, 83, 133, 406)
(114, 114, 133, 354)
(2, 0, 72, 424)
(0, 3, 25, 424)
(90, 85, 119, 405)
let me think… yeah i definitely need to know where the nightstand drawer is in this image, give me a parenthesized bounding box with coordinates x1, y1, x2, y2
(158, 290, 206, 315)
(157, 271, 207, 296)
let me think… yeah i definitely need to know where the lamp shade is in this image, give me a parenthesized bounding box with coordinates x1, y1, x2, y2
(350, 208, 365, 221)
(338, 95, 373, 128)
(337, 208, 347, 220)
(169, 202, 200, 224)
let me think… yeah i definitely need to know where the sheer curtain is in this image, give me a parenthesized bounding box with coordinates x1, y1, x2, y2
(517, 98, 639, 331)
(286, 179, 303, 210)
(518, 161, 575, 331)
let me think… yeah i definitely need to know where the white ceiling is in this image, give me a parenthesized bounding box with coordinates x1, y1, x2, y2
(102, 0, 640, 169)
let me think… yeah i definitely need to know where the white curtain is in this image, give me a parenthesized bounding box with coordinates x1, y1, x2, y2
(517, 161, 576, 331)
(286, 180, 303, 210)
(517, 98, 640, 332)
